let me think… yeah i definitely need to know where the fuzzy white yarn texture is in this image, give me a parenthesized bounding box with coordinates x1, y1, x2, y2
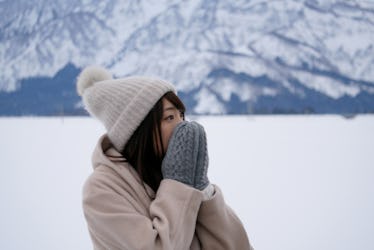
(76, 65, 176, 151)
(76, 66, 112, 96)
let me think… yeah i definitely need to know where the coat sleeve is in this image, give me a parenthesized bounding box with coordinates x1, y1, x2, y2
(82, 177, 203, 250)
(195, 185, 254, 250)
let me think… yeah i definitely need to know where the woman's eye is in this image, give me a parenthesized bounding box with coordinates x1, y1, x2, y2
(165, 115, 174, 121)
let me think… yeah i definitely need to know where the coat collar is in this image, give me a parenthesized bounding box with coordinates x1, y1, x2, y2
(91, 134, 156, 199)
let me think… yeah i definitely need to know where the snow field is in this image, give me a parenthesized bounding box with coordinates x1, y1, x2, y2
(0, 115, 373, 250)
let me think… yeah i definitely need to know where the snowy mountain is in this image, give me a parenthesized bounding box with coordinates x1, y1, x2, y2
(1, 0, 374, 115)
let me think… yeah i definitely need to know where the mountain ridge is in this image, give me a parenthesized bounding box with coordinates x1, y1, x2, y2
(1, 0, 373, 115)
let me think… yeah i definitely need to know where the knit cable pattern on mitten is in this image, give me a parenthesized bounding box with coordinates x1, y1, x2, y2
(162, 121, 209, 190)
(193, 122, 209, 190)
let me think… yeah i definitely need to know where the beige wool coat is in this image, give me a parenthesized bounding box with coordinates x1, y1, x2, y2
(82, 135, 254, 250)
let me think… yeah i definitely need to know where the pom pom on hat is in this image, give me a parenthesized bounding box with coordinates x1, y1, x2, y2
(76, 65, 112, 96)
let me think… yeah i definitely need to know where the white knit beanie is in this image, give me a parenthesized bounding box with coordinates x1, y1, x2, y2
(76, 66, 176, 152)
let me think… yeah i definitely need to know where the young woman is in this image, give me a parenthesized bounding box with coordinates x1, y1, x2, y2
(77, 66, 254, 250)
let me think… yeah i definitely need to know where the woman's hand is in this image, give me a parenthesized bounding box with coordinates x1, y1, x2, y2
(161, 121, 209, 190)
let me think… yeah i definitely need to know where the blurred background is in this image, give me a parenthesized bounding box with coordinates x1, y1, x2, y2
(1, 1, 374, 250)
(1, 0, 373, 116)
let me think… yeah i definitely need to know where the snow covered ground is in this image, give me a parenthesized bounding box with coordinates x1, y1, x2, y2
(0, 115, 373, 250)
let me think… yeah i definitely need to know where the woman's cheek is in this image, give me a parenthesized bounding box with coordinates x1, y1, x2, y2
(161, 124, 171, 151)
(162, 120, 183, 151)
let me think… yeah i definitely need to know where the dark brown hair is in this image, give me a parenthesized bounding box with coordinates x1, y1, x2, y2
(121, 91, 185, 192)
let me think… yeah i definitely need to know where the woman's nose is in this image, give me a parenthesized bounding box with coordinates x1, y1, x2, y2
(176, 116, 184, 124)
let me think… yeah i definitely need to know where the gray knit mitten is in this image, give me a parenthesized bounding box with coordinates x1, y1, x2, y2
(161, 121, 209, 190)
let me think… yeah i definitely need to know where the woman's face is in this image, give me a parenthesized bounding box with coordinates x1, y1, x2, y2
(160, 98, 184, 153)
